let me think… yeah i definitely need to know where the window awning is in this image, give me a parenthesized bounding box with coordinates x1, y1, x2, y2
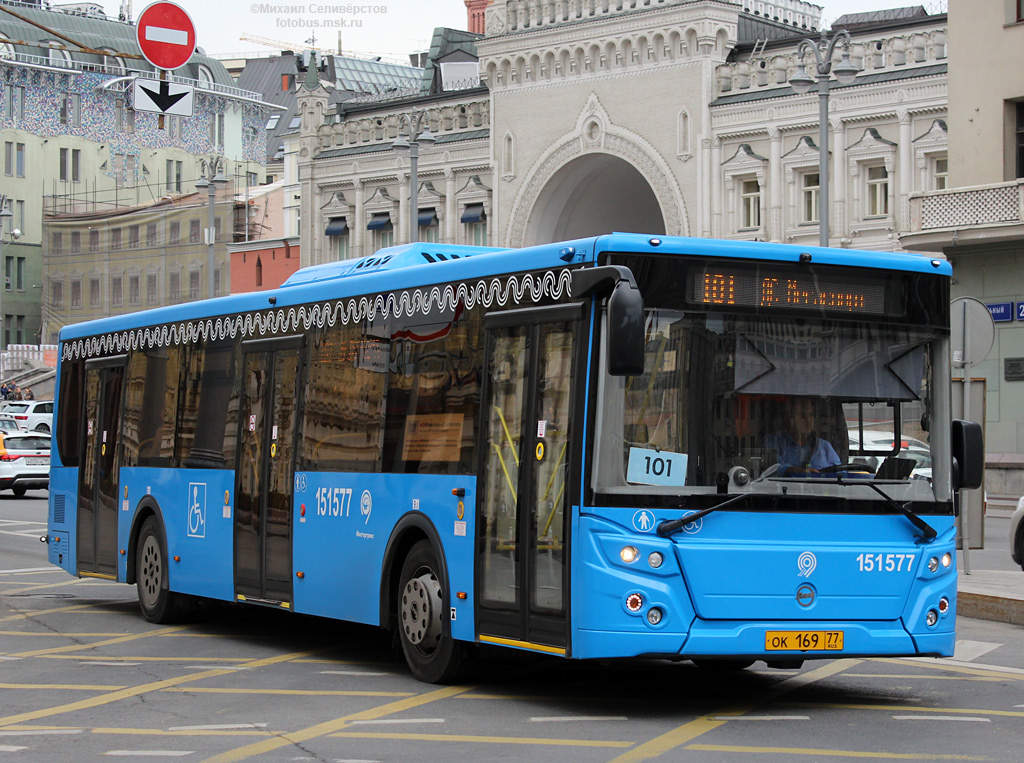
(324, 217, 348, 236)
(418, 209, 438, 227)
(460, 203, 485, 224)
(367, 213, 392, 231)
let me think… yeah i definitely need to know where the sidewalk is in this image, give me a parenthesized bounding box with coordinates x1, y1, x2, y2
(957, 503, 1024, 626)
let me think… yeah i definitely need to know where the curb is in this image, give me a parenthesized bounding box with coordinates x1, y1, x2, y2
(958, 590, 1024, 626)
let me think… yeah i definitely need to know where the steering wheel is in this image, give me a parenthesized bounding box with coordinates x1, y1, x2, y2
(818, 462, 875, 474)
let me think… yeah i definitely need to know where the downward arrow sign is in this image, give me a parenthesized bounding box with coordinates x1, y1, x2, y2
(140, 80, 188, 112)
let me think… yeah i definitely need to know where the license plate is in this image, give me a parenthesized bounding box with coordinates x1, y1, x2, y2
(26, 458, 48, 465)
(765, 630, 844, 651)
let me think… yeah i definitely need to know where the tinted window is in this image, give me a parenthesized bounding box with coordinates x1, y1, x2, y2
(5, 435, 50, 450)
(56, 359, 84, 466)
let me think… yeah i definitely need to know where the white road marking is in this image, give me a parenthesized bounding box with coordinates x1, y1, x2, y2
(331, 759, 382, 763)
(953, 640, 1002, 662)
(711, 715, 810, 721)
(529, 716, 627, 722)
(104, 751, 194, 757)
(0, 729, 83, 737)
(893, 715, 991, 722)
(319, 670, 391, 676)
(0, 745, 27, 752)
(905, 657, 1024, 675)
(81, 662, 142, 667)
(346, 718, 445, 726)
(0, 656, 23, 661)
(182, 666, 250, 671)
(169, 724, 267, 731)
(0, 567, 53, 573)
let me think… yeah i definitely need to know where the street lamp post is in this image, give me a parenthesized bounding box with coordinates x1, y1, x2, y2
(0, 196, 12, 354)
(789, 30, 860, 248)
(391, 111, 436, 243)
(195, 158, 229, 299)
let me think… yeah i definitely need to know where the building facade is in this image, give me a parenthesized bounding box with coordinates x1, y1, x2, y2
(295, 1, 951, 272)
(902, 0, 1024, 490)
(0, 1, 271, 341)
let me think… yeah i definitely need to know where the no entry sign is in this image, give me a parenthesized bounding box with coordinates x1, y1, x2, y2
(136, 1, 197, 71)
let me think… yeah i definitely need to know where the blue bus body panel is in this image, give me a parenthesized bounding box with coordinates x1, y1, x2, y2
(291, 472, 476, 641)
(120, 467, 237, 600)
(47, 466, 78, 572)
(572, 506, 956, 660)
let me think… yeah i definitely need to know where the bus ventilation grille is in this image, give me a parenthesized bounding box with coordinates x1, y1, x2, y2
(53, 493, 66, 524)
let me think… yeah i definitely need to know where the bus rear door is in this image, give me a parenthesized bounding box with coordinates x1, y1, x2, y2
(478, 304, 582, 653)
(77, 355, 127, 580)
(234, 337, 303, 607)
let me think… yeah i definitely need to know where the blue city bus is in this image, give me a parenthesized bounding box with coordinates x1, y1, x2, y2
(45, 234, 984, 682)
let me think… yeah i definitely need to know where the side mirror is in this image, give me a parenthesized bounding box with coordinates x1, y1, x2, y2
(571, 265, 645, 377)
(606, 280, 644, 376)
(951, 419, 984, 490)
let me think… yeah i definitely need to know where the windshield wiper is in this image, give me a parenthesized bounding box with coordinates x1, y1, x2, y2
(657, 492, 755, 537)
(862, 481, 937, 541)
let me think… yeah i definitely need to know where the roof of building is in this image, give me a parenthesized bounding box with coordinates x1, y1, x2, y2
(0, 0, 236, 87)
(833, 6, 930, 29)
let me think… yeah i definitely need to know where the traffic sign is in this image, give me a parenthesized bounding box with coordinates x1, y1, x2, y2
(133, 78, 194, 116)
(136, 1, 197, 71)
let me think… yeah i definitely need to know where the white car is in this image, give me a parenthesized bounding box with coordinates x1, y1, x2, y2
(0, 432, 50, 497)
(848, 430, 932, 479)
(3, 401, 54, 433)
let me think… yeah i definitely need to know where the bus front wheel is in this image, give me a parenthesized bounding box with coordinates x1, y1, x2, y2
(397, 540, 473, 683)
(136, 517, 191, 624)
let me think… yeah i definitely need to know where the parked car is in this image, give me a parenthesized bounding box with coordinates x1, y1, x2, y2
(1011, 497, 1024, 572)
(0, 416, 20, 434)
(3, 400, 53, 433)
(0, 432, 50, 497)
(848, 430, 932, 479)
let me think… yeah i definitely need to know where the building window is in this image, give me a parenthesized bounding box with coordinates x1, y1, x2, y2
(71, 231, 81, 253)
(128, 225, 140, 248)
(214, 268, 221, 296)
(14, 200, 23, 232)
(214, 217, 222, 241)
(740, 179, 761, 229)
(1017, 102, 1024, 179)
(89, 229, 100, 251)
(59, 93, 80, 126)
(169, 221, 180, 244)
(129, 275, 140, 305)
(933, 157, 948, 190)
(15, 143, 23, 177)
(166, 159, 183, 193)
(4, 84, 24, 122)
(461, 204, 487, 246)
(147, 273, 158, 304)
(247, 171, 259, 186)
(115, 99, 125, 131)
(111, 276, 123, 307)
(801, 172, 819, 224)
(147, 223, 158, 246)
(189, 270, 201, 299)
(111, 228, 122, 250)
(189, 219, 201, 243)
(15, 257, 23, 290)
(4, 142, 11, 176)
(71, 279, 82, 308)
(89, 278, 100, 306)
(2, 257, 9, 291)
(418, 209, 439, 243)
(169, 271, 180, 301)
(866, 165, 889, 217)
(51, 232, 63, 255)
(51, 281, 63, 310)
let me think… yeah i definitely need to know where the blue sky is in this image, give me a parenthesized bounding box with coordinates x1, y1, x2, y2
(95, 1, 943, 64)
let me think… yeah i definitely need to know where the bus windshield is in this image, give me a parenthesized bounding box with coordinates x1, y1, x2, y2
(592, 256, 949, 506)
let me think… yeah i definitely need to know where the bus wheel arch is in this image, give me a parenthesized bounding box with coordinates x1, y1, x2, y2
(379, 514, 447, 633)
(128, 500, 192, 624)
(126, 498, 165, 586)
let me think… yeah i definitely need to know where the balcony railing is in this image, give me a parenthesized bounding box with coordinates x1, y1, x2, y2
(909, 181, 1024, 232)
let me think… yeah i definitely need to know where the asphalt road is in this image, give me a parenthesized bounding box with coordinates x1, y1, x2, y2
(3, 492, 1024, 762)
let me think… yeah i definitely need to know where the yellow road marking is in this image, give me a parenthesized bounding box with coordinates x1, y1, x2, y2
(606, 659, 861, 763)
(0, 648, 321, 728)
(687, 744, 987, 760)
(40, 654, 249, 663)
(163, 687, 414, 698)
(843, 673, 1005, 681)
(0, 602, 109, 624)
(328, 731, 632, 747)
(880, 658, 1024, 681)
(5, 625, 190, 659)
(0, 684, 126, 691)
(1, 578, 96, 596)
(0, 631, 133, 638)
(778, 702, 1024, 719)
(198, 685, 472, 763)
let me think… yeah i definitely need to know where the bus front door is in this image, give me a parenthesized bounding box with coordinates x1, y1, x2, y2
(77, 356, 127, 580)
(478, 304, 581, 652)
(234, 338, 303, 607)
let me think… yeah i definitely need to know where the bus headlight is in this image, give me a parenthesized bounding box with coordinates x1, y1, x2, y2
(926, 609, 938, 627)
(942, 553, 952, 568)
(648, 552, 664, 568)
(620, 546, 639, 564)
(928, 557, 939, 573)
(647, 607, 663, 625)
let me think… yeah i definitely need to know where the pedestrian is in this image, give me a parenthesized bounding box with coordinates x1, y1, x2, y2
(23, 387, 33, 401)
(0, 382, 7, 400)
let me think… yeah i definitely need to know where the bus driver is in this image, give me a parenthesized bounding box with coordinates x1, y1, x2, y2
(764, 397, 841, 475)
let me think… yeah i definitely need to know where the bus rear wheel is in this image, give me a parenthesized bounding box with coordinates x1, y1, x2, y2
(136, 517, 192, 624)
(397, 540, 473, 683)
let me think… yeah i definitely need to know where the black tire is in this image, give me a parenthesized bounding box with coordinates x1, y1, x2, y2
(34, 424, 50, 434)
(136, 516, 192, 624)
(1017, 525, 1024, 573)
(11, 486, 25, 498)
(397, 540, 474, 683)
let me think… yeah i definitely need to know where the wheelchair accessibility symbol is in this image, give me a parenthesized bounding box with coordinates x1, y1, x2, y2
(187, 482, 207, 538)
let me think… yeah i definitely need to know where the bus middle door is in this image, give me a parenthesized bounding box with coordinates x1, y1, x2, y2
(478, 304, 582, 653)
(234, 336, 303, 608)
